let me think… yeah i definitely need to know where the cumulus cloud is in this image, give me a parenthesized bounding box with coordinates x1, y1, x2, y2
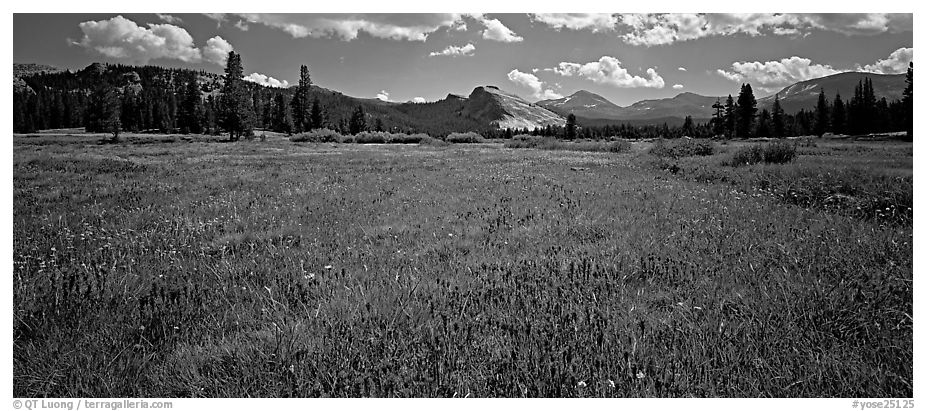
(234, 20, 249, 31)
(507, 69, 562, 100)
(529, 13, 619, 32)
(231, 13, 464, 41)
(202, 36, 234, 66)
(616, 13, 912, 46)
(74, 15, 202, 64)
(480, 17, 523, 42)
(716, 56, 841, 92)
(376, 90, 390, 101)
(156, 14, 182, 24)
(673, 84, 684, 90)
(73, 15, 235, 66)
(860, 47, 913, 74)
(551, 56, 665, 88)
(678, 67, 687, 71)
(429, 43, 475, 57)
(243, 73, 289, 88)
(411, 97, 427, 103)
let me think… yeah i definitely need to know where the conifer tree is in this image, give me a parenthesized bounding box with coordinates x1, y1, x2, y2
(771, 94, 785, 138)
(831, 93, 846, 135)
(903, 62, 912, 139)
(565, 113, 577, 140)
(218, 51, 252, 141)
(349, 105, 366, 135)
(291, 65, 311, 132)
(814, 88, 829, 136)
(735, 84, 757, 138)
(310, 97, 323, 130)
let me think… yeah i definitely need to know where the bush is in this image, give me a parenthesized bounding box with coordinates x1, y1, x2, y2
(649, 138, 714, 158)
(387, 133, 428, 144)
(355, 131, 387, 144)
(445, 132, 485, 144)
(419, 136, 450, 147)
(291, 128, 343, 143)
(728, 142, 797, 166)
(504, 135, 632, 153)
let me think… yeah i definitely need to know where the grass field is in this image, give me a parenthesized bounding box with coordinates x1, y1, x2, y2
(13, 131, 912, 397)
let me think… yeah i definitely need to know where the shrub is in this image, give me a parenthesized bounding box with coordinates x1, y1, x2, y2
(649, 138, 714, 158)
(291, 128, 343, 143)
(504, 135, 632, 153)
(355, 131, 387, 144)
(445, 132, 485, 144)
(728, 142, 797, 166)
(387, 133, 428, 144)
(419, 136, 450, 147)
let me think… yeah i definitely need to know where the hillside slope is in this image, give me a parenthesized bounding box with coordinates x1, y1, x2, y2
(464, 86, 564, 129)
(757, 71, 906, 113)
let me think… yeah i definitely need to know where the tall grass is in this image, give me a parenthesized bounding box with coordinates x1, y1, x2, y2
(13, 135, 911, 397)
(726, 142, 797, 166)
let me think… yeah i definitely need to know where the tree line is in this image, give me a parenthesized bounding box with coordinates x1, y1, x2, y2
(706, 64, 912, 140)
(13, 54, 912, 141)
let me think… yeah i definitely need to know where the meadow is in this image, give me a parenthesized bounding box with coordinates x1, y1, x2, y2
(13, 130, 912, 397)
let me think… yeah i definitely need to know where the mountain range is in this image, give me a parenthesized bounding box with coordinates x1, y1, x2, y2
(538, 71, 906, 126)
(13, 62, 906, 133)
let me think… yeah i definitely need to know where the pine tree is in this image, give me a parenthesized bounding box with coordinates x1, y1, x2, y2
(85, 68, 121, 140)
(681, 115, 694, 136)
(813, 88, 829, 136)
(374, 117, 384, 132)
(735, 84, 757, 138)
(831, 93, 846, 135)
(756, 109, 771, 137)
(565, 113, 577, 140)
(710, 98, 725, 137)
(348, 105, 366, 135)
(218, 51, 252, 141)
(310, 97, 323, 130)
(723, 95, 736, 138)
(291, 65, 311, 132)
(270, 92, 292, 134)
(903, 62, 912, 139)
(179, 73, 203, 134)
(771, 94, 785, 138)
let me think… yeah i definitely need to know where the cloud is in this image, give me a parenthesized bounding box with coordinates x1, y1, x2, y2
(551, 56, 665, 88)
(243, 73, 290, 88)
(673, 84, 684, 90)
(678, 67, 687, 71)
(429, 43, 475, 57)
(74, 15, 203, 64)
(616, 13, 912, 46)
(376, 90, 390, 101)
(202, 36, 234, 66)
(716, 56, 841, 92)
(507, 69, 562, 100)
(411, 97, 427, 103)
(156, 14, 182, 24)
(529, 13, 619, 32)
(73, 15, 236, 66)
(860, 47, 913, 74)
(234, 20, 249, 31)
(480, 17, 523, 42)
(232, 13, 464, 41)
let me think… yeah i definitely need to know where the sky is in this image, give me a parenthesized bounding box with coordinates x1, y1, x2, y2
(13, 13, 913, 106)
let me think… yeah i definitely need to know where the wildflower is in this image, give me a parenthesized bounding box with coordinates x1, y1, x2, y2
(636, 370, 645, 379)
(577, 381, 587, 388)
(324, 265, 333, 270)
(608, 379, 615, 388)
